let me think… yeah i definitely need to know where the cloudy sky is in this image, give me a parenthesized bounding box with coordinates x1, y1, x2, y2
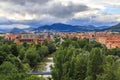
(0, 0, 120, 29)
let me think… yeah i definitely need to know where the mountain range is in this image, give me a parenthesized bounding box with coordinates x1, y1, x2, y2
(33, 23, 99, 32)
(0, 23, 119, 33)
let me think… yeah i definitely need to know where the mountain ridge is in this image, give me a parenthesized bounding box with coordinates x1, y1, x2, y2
(0, 23, 112, 33)
(102, 23, 120, 32)
(33, 23, 99, 32)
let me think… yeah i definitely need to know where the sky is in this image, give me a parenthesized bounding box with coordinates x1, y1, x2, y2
(0, 0, 120, 29)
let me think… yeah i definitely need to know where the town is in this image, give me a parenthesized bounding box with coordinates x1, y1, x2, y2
(1, 31, 120, 49)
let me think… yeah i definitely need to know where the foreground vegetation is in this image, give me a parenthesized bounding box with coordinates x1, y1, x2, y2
(52, 38, 120, 80)
(0, 37, 56, 80)
(1, 36, 120, 80)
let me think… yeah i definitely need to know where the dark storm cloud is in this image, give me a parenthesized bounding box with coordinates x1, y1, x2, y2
(45, 3, 90, 18)
(0, 0, 91, 19)
(0, 0, 50, 5)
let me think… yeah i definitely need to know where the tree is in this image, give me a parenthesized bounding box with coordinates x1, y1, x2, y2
(97, 55, 118, 80)
(0, 61, 18, 80)
(24, 75, 45, 80)
(10, 44, 19, 57)
(109, 47, 120, 56)
(19, 47, 26, 60)
(0, 51, 7, 64)
(6, 54, 21, 69)
(0, 61, 18, 74)
(0, 44, 10, 54)
(25, 47, 40, 68)
(115, 60, 120, 80)
(44, 41, 56, 54)
(86, 48, 104, 80)
(74, 53, 88, 80)
(52, 47, 89, 80)
(38, 45, 49, 58)
(78, 38, 89, 48)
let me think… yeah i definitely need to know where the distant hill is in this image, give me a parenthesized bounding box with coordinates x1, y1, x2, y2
(9, 28, 26, 33)
(33, 23, 98, 32)
(102, 23, 120, 32)
(97, 26, 110, 29)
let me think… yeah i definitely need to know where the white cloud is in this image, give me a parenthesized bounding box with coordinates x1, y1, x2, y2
(0, 24, 30, 29)
(0, 0, 119, 27)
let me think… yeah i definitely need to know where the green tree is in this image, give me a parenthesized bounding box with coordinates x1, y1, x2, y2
(17, 45, 26, 61)
(86, 48, 104, 80)
(38, 45, 49, 57)
(97, 55, 118, 80)
(78, 38, 89, 48)
(24, 75, 45, 80)
(74, 53, 88, 80)
(47, 42, 56, 54)
(6, 54, 21, 69)
(0, 44, 10, 54)
(10, 44, 19, 57)
(0, 51, 7, 64)
(0, 61, 18, 75)
(109, 47, 120, 56)
(25, 47, 40, 68)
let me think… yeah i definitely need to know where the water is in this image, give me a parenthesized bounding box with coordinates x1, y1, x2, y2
(38, 57, 54, 78)
(44, 58, 54, 72)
